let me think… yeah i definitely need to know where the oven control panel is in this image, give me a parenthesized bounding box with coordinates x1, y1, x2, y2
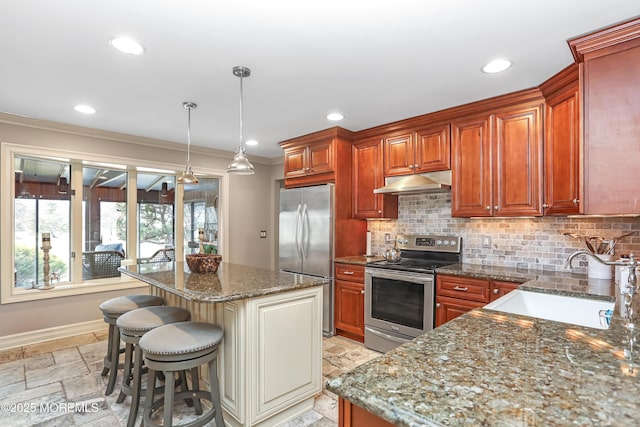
(395, 235, 461, 253)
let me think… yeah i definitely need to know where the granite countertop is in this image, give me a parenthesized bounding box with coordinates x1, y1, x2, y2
(335, 255, 384, 266)
(119, 261, 328, 303)
(327, 264, 638, 426)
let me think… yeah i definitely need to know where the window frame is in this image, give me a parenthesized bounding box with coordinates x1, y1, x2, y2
(1, 142, 227, 304)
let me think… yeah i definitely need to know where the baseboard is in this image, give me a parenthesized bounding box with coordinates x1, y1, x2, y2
(0, 319, 105, 351)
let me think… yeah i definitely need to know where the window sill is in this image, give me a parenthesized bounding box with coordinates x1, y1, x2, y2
(1, 277, 148, 304)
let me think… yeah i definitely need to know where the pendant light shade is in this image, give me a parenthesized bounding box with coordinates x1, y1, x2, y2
(227, 66, 255, 175)
(177, 101, 199, 184)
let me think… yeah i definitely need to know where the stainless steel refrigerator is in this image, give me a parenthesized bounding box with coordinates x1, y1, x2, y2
(279, 184, 334, 335)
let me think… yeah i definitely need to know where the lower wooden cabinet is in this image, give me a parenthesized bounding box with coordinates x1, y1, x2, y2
(335, 263, 365, 342)
(339, 398, 395, 427)
(435, 274, 520, 327)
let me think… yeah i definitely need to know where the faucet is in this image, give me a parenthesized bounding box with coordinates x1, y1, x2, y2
(566, 251, 638, 329)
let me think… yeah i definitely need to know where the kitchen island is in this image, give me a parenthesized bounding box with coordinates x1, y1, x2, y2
(327, 270, 638, 426)
(120, 261, 327, 427)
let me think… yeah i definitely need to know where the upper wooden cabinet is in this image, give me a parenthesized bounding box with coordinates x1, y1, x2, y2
(451, 96, 543, 217)
(569, 17, 640, 215)
(540, 64, 581, 215)
(279, 127, 351, 188)
(352, 136, 398, 219)
(383, 123, 451, 177)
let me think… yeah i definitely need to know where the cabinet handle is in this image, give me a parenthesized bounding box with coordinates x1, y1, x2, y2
(542, 203, 549, 208)
(360, 290, 365, 294)
(486, 206, 491, 211)
(378, 210, 383, 214)
(573, 199, 580, 205)
(494, 206, 500, 211)
(436, 303, 441, 308)
(343, 271, 354, 275)
(453, 286, 469, 292)
(414, 164, 420, 169)
(408, 165, 414, 169)
(493, 288, 500, 295)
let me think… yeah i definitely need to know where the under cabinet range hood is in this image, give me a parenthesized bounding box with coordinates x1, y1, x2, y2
(374, 170, 452, 195)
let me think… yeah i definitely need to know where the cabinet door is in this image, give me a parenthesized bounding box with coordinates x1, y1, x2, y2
(352, 138, 398, 219)
(451, 115, 492, 217)
(283, 146, 307, 178)
(435, 296, 485, 327)
(414, 123, 451, 172)
(307, 140, 334, 175)
(493, 105, 543, 216)
(334, 279, 365, 341)
(383, 133, 414, 177)
(489, 281, 520, 301)
(544, 86, 581, 215)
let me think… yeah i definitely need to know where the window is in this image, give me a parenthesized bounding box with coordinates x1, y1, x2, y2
(1, 143, 226, 304)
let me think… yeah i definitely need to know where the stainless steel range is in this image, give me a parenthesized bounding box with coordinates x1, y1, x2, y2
(364, 234, 461, 353)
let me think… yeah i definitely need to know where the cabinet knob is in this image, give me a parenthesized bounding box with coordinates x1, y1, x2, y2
(494, 206, 500, 211)
(573, 199, 580, 205)
(493, 288, 500, 295)
(414, 164, 420, 169)
(436, 303, 441, 308)
(378, 210, 383, 214)
(486, 206, 491, 211)
(408, 165, 414, 169)
(542, 203, 549, 208)
(360, 290, 365, 295)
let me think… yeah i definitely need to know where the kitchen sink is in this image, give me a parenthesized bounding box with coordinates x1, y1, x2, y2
(484, 290, 615, 329)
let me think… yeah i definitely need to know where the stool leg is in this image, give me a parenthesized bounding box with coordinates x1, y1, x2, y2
(116, 340, 134, 403)
(126, 343, 144, 427)
(177, 370, 193, 407)
(190, 367, 203, 415)
(101, 323, 115, 376)
(143, 368, 157, 427)
(208, 357, 224, 427)
(163, 372, 175, 427)
(105, 325, 121, 395)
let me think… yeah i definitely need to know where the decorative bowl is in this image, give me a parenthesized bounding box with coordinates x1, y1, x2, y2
(186, 254, 222, 273)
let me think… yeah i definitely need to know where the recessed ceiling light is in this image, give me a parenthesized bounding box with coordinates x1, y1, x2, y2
(245, 139, 258, 146)
(74, 105, 96, 114)
(110, 37, 145, 55)
(482, 59, 512, 74)
(327, 113, 344, 121)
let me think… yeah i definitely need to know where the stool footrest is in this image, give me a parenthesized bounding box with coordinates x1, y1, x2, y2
(143, 390, 216, 427)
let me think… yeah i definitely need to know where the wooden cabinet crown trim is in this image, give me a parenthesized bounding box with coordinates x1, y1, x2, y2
(539, 63, 579, 97)
(278, 126, 353, 149)
(568, 17, 640, 62)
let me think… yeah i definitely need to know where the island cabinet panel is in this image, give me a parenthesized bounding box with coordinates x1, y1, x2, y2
(334, 263, 365, 342)
(352, 136, 398, 219)
(539, 63, 582, 215)
(249, 287, 322, 424)
(435, 274, 519, 327)
(339, 398, 396, 427)
(570, 20, 640, 215)
(451, 101, 543, 218)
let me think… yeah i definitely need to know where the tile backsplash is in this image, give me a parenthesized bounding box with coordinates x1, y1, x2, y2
(367, 192, 640, 274)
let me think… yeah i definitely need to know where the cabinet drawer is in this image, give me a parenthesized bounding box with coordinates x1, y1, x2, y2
(436, 275, 489, 303)
(335, 264, 364, 283)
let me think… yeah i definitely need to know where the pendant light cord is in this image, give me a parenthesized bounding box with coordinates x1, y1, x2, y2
(187, 105, 192, 167)
(238, 73, 244, 154)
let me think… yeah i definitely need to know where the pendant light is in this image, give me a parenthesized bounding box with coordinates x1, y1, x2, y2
(227, 66, 255, 175)
(177, 101, 199, 184)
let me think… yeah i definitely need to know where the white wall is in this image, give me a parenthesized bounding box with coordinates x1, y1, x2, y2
(0, 113, 280, 339)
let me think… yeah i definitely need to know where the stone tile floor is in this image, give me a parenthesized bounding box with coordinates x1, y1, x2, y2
(0, 329, 379, 426)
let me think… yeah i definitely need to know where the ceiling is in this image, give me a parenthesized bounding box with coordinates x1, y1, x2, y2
(1, 1, 638, 160)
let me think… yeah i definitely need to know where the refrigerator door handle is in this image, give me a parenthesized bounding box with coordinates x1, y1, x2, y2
(295, 203, 302, 258)
(300, 203, 308, 260)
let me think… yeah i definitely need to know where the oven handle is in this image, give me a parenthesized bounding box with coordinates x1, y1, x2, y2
(365, 268, 434, 284)
(365, 326, 412, 345)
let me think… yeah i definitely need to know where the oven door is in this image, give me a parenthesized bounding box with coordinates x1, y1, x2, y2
(364, 267, 434, 340)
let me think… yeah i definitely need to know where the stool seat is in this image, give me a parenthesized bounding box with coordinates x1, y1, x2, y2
(117, 306, 191, 335)
(140, 321, 224, 361)
(100, 295, 164, 317)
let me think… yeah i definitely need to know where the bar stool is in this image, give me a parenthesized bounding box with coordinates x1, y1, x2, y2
(99, 294, 164, 395)
(139, 321, 224, 427)
(116, 306, 191, 427)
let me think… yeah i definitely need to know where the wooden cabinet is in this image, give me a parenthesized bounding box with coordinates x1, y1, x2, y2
(435, 275, 519, 327)
(352, 136, 398, 219)
(339, 398, 396, 427)
(451, 100, 543, 217)
(569, 18, 640, 215)
(334, 263, 365, 342)
(383, 123, 450, 177)
(281, 135, 334, 184)
(540, 64, 581, 215)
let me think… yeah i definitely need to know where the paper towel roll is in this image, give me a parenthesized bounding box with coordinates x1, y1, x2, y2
(366, 231, 372, 256)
